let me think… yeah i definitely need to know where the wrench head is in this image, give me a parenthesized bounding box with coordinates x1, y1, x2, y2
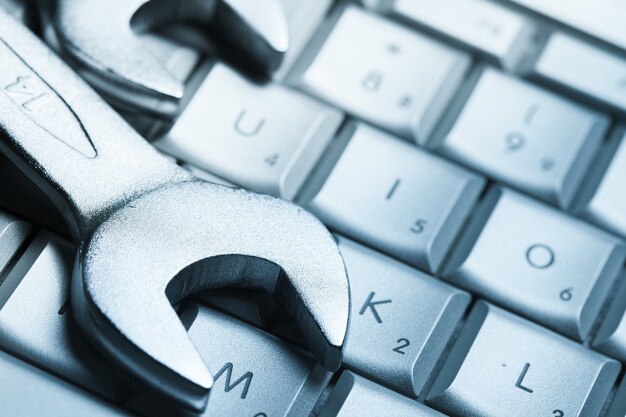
(51, 0, 289, 120)
(73, 180, 349, 412)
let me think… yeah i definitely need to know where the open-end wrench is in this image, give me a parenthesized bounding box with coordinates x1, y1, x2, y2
(0, 9, 348, 412)
(48, 0, 289, 122)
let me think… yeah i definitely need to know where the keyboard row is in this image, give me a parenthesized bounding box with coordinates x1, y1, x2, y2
(2, 221, 626, 416)
(159, 115, 626, 347)
(134, 4, 626, 236)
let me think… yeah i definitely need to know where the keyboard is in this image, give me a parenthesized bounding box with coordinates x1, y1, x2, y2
(1, 0, 626, 416)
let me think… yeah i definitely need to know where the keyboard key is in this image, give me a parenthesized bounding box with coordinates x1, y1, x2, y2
(607, 375, 626, 417)
(275, 0, 333, 81)
(530, 33, 626, 114)
(304, 123, 485, 272)
(506, 0, 626, 52)
(289, 6, 471, 145)
(444, 187, 625, 341)
(318, 371, 446, 417)
(337, 236, 471, 398)
(0, 210, 30, 274)
(385, 0, 538, 70)
(0, 350, 132, 417)
(130, 303, 330, 416)
(187, 305, 331, 417)
(155, 62, 343, 200)
(0, 232, 129, 400)
(592, 277, 626, 362)
(427, 302, 620, 417)
(577, 131, 626, 238)
(195, 288, 275, 328)
(435, 68, 609, 208)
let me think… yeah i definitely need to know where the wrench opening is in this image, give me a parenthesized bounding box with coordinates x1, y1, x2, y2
(50, 0, 289, 121)
(166, 254, 344, 369)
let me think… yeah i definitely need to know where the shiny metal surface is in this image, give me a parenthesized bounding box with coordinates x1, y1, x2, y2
(50, 0, 289, 121)
(0, 10, 349, 412)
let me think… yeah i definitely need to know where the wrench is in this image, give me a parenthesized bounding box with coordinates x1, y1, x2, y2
(0, 9, 348, 412)
(49, 0, 289, 122)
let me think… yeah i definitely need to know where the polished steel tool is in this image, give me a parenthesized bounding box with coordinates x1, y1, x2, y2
(49, 0, 289, 121)
(0, 9, 348, 412)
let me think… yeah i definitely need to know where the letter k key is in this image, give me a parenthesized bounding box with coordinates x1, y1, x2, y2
(359, 292, 392, 324)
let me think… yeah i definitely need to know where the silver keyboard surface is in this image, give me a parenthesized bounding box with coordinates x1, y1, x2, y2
(1, 1, 626, 416)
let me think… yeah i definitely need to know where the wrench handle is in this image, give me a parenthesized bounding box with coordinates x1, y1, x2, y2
(0, 11, 188, 239)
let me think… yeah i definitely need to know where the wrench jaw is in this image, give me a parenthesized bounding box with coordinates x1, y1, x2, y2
(76, 181, 350, 411)
(71, 255, 214, 412)
(50, 0, 289, 122)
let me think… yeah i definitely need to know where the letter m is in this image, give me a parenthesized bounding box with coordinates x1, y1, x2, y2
(214, 362, 254, 399)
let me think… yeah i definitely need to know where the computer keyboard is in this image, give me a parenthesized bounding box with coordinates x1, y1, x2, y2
(1, 0, 626, 416)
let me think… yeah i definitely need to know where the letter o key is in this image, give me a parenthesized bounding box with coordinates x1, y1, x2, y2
(526, 244, 555, 269)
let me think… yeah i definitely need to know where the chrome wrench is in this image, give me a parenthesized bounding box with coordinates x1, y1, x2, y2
(0, 10, 349, 412)
(49, 0, 289, 122)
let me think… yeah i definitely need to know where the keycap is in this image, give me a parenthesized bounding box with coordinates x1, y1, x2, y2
(194, 288, 275, 328)
(427, 302, 621, 417)
(576, 131, 626, 238)
(592, 276, 626, 362)
(0, 232, 129, 400)
(303, 123, 485, 273)
(434, 67, 609, 208)
(128, 303, 331, 417)
(0, 209, 30, 274)
(385, 0, 538, 70)
(0, 350, 132, 417)
(506, 0, 626, 52)
(337, 236, 471, 398)
(607, 375, 626, 417)
(289, 6, 471, 145)
(530, 33, 626, 114)
(274, 0, 333, 81)
(444, 187, 625, 341)
(154, 62, 343, 200)
(318, 371, 446, 417)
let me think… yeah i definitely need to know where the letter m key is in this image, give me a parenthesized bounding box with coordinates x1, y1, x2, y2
(214, 362, 254, 399)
